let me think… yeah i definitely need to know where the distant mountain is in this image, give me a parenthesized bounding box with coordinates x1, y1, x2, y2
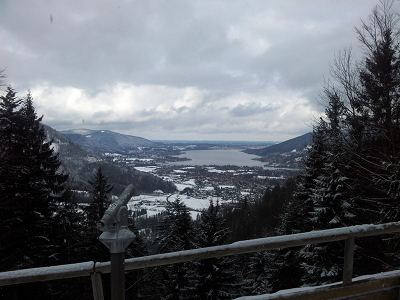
(44, 125, 101, 179)
(44, 125, 176, 195)
(244, 132, 313, 156)
(60, 129, 156, 154)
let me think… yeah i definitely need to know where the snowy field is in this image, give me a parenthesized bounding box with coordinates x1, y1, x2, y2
(131, 166, 238, 219)
(128, 194, 212, 220)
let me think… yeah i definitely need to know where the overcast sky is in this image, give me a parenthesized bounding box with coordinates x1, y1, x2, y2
(0, 0, 390, 141)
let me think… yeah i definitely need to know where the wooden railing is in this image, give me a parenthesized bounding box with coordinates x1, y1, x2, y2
(1, 222, 400, 299)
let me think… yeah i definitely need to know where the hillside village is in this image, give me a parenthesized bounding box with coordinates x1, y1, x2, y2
(127, 164, 299, 220)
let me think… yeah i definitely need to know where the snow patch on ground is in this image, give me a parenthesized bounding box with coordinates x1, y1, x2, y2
(128, 194, 211, 219)
(134, 166, 158, 173)
(219, 185, 235, 189)
(175, 183, 193, 191)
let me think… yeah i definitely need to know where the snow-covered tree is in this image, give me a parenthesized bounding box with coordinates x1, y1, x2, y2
(54, 187, 85, 264)
(347, 0, 400, 275)
(125, 215, 152, 300)
(266, 191, 308, 291)
(195, 200, 238, 299)
(157, 197, 196, 253)
(299, 90, 357, 284)
(309, 100, 354, 229)
(50, 187, 94, 300)
(156, 197, 196, 300)
(284, 121, 329, 235)
(85, 167, 114, 262)
(298, 0, 400, 280)
(0, 89, 68, 270)
(346, 4, 398, 222)
(87, 167, 114, 221)
(0, 89, 68, 298)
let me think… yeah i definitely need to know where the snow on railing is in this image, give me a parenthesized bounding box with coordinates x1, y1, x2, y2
(97, 221, 400, 274)
(0, 261, 95, 287)
(1, 221, 400, 299)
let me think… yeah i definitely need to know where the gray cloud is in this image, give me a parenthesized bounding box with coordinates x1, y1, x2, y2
(231, 102, 276, 117)
(92, 109, 114, 119)
(0, 0, 385, 141)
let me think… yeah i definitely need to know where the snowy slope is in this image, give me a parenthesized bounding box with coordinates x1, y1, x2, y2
(60, 128, 156, 153)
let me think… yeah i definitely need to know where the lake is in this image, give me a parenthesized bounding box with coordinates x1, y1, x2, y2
(168, 149, 266, 167)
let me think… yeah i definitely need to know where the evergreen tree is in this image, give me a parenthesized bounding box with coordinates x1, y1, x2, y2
(309, 92, 354, 230)
(284, 121, 329, 235)
(0, 90, 68, 270)
(157, 197, 196, 253)
(242, 251, 271, 295)
(54, 187, 86, 264)
(268, 115, 347, 288)
(346, 0, 400, 225)
(84, 167, 114, 262)
(222, 200, 255, 242)
(155, 197, 196, 300)
(351, 0, 400, 275)
(0, 87, 24, 212)
(87, 167, 114, 222)
(266, 248, 304, 293)
(0, 89, 68, 299)
(289, 0, 400, 281)
(238, 178, 299, 293)
(300, 91, 356, 285)
(50, 187, 95, 300)
(195, 200, 238, 299)
(125, 214, 153, 300)
(256, 181, 296, 235)
(266, 201, 305, 292)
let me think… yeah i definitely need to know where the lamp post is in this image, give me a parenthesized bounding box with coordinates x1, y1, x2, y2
(97, 184, 136, 300)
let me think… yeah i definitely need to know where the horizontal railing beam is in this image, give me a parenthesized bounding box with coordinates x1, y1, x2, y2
(234, 270, 400, 300)
(97, 221, 400, 273)
(0, 261, 94, 287)
(2, 222, 400, 287)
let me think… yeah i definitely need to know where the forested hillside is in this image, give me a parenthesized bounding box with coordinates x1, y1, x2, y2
(45, 125, 176, 195)
(60, 128, 156, 154)
(244, 132, 313, 155)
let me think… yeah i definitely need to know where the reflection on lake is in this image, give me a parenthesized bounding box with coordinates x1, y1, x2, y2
(168, 149, 265, 167)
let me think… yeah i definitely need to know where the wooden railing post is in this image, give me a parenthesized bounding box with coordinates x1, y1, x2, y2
(343, 237, 355, 284)
(91, 272, 104, 300)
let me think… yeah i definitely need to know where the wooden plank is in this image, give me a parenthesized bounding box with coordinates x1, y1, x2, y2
(91, 272, 104, 300)
(2, 222, 400, 286)
(334, 287, 399, 300)
(343, 237, 355, 284)
(234, 271, 400, 300)
(0, 261, 94, 287)
(96, 222, 400, 273)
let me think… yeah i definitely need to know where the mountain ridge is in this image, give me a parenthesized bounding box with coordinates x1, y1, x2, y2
(244, 132, 313, 156)
(60, 128, 156, 154)
(44, 125, 176, 195)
